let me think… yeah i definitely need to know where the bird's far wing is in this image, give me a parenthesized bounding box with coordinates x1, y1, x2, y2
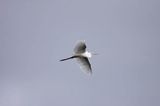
(74, 41, 86, 53)
(76, 57, 92, 75)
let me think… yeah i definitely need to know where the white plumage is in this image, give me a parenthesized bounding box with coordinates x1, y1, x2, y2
(60, 40, 93, 75)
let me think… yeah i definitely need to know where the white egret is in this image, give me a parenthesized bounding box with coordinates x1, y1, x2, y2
(60, 40, 95, 75)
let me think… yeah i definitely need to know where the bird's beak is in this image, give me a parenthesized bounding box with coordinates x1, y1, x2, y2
(92, 53, 99, 55)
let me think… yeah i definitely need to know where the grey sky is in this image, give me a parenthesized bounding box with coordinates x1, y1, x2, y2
(1, 0, 160, 106)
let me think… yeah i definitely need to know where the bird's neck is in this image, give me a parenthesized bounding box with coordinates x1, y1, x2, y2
(84, 51, 92, 58)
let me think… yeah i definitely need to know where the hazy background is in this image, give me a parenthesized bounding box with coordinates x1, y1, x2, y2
(1, 0, 160, 106)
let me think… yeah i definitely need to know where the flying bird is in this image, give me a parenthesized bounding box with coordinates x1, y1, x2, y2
(60, 40, 95, 75)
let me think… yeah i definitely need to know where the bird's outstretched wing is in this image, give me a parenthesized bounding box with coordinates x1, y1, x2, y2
(74, 41, 86, 54)
(76, 57, 92, 75)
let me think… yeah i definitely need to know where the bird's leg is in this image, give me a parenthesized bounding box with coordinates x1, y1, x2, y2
(60, 56, 78, 61)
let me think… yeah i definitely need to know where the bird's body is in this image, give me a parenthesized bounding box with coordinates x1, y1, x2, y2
(80, 51, 92, 58)
(60, 40, 93, 75)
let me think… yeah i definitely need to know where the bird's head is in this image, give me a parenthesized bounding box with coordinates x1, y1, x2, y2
(87, 51, 99, 58)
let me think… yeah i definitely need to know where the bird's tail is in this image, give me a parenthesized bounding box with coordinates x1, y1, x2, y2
(60, 56, 77, 61)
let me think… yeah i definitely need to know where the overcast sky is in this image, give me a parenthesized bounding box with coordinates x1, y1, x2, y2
(1, 0, 160, 106)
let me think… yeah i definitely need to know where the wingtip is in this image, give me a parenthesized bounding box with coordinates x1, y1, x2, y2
(88, 72, 92, 76)
(76, 39, 86, 43)
(84, 69, 92, 76)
